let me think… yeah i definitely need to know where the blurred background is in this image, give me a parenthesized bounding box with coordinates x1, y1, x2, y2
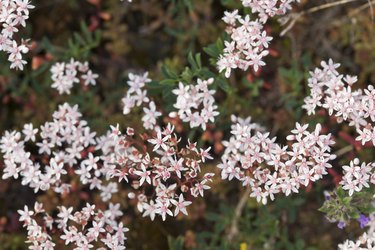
(0, 0, 375, 249)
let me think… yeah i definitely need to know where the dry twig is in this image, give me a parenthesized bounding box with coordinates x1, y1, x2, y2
(280, 0, 363, 36)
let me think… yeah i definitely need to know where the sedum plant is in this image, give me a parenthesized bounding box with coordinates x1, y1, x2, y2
(0, 0, 375, 249)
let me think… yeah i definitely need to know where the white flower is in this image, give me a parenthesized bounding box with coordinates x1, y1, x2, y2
(170, 194, 192, 216)
(19, 202, 127, 249)
(218, 14, 271, 77)
(50, 59, 98, 94)
(340, 159, 374, 196)
(57, 206, 74, 224)
(155, 200, 173, 221)
(142, 101, 161, 130)
(134, 164, 151, 186)
(304, 60, 375, 145)
(22, 123, 38, 141)
(0, 0, 34, 70)
(111, 123, 214, 221)
(82, 70, 99, 86)
(121, 72, 151, 116)
(148, 130, 169, 151)
(171, 78, 219, 130)
(18, 205, 34, 223)
(219, 118, 335, 204)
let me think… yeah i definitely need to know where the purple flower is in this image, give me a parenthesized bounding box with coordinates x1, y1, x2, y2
(324, 191, 330, 200)
(337, 221, 346, 229)
(358, 214, 370, 229)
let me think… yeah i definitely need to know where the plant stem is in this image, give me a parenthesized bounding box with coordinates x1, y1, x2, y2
(227, 187, 251, 241)
(335, 145, 354, 158)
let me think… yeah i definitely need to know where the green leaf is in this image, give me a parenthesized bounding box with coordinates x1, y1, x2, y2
(216, 38, 224, 51)
(348, 210, 360, 219)
(337, 187, 345, 199)
(160, 79, 177, 85)
(181, 67, 193, 82)
(318, 204, 330, 213)
(203, 45, 219, 58)
(168, 236, 184, 250)
(342, 197, 352, 206)
(199, 68, 216, 79)
(195, 53, 202, 69)
(161, 65, 178, 79)
(216, 77, 231, 93)
(188, 52, 200, 72)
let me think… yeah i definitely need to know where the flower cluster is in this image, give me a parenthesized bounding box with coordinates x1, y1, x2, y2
(303, 59, 375, 147)
(169, 78, 219, 130)
(122, 72, 151, 114)
(304, 60, 375, 248)
(50, 59, 98, 94)
(218, 116, 335, 204)
(217, 10, 272, 78)
(0, 0, 34, 70)
(241, 0, 299, 22)
(217, 0, 299, 78)
(0, 103, 122, 202)
(109, 123, 214, 220)
(1, 103, 95, 193)
(0, 99, 215, 223)
(121, 72, 162, 130)
(340, 158, 375, 196)
(18, 202, 128, 249)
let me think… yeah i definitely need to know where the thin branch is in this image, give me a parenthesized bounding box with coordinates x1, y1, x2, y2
(331, 0, 375, 29)
(348, 0, 375, 18)
(280, 0, 363, 36)
(334, 145, 354, 158)
(227, 187, 251, 241)
(368, 0, 374, 21)
(302, 0, 361, 15)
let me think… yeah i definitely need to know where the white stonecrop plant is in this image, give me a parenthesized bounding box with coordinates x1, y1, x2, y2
(241, 0, 300, 22)
(0, 103, 121, 202)
(218, 115, 336, 204)
(169, 78, 219, 130)
(340, 158, 375, 196)
(304, 60, 375, 249)
(50, 58, 98, 94)
(217, 10, 272, 78)
(217, 0, 299, 78)
(304, 60, 375, 196)
(304, 59, 375, 147)
(122, 72, 151, 114)
(0, 0, 34, 70)
(121, 72, 162, 130)
(109, 123, 214, 221)
(18, 202, 128, 249)
(0, 100, 214, 224)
